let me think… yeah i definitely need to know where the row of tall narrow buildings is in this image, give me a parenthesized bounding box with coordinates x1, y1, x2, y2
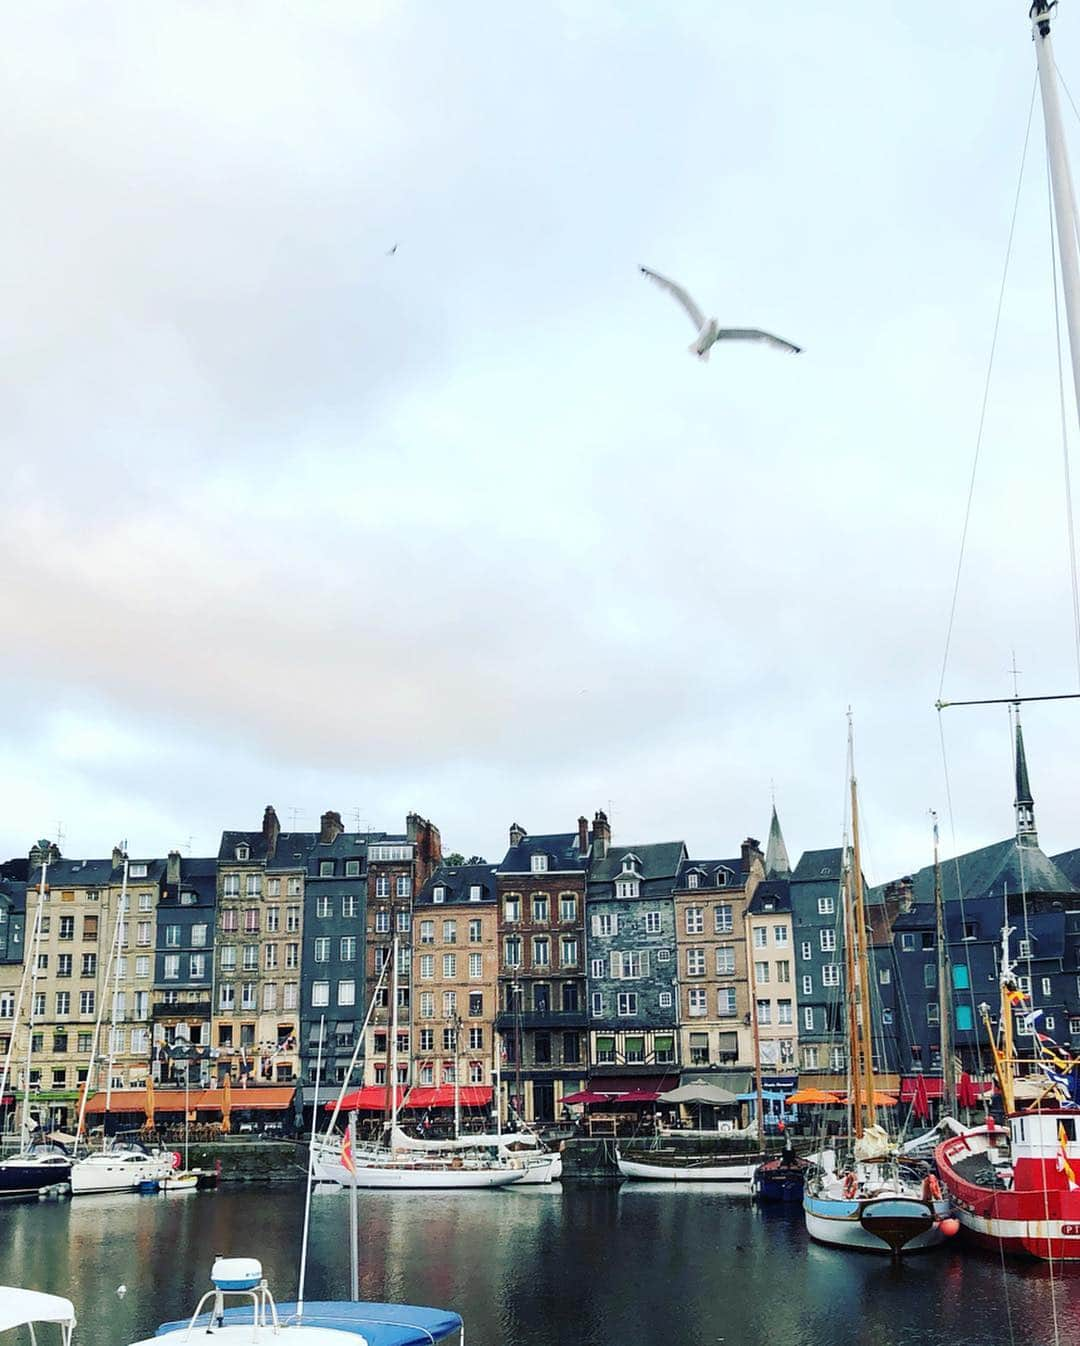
(3, 723, 1080, 1126)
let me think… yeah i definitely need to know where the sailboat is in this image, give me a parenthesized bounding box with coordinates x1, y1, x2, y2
(802, 726, 954, 1254)
(312, 939, 521, 1189)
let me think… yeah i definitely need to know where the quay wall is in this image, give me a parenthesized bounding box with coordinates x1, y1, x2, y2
(181, 1140, 307, 1182)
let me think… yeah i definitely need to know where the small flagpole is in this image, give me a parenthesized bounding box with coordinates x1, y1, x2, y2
(297, 1015, 324, 1316)
(348, 1110, 359, 1300)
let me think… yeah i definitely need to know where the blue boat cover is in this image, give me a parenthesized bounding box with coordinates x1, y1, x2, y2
(155, 1301, 462, 1346)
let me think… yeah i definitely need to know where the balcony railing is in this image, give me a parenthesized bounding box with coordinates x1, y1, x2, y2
(496, 1010, 588, 1030)
(152, 1000, 212, 1020)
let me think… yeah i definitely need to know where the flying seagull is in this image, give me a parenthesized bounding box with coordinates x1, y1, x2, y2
(386, 244, 398, 256)
(639, 266, 802, 360)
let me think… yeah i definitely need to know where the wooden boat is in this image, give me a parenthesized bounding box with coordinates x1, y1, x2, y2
(617, 1150, 758, 1183)
(753, 1147, 810, 1202)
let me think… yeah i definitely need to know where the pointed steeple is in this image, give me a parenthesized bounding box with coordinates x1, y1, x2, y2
(765, 804, 791, 879)
(1014, 715, 1038, 848)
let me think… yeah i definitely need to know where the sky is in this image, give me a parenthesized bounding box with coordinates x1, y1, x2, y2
(3, 1, 1080, 881)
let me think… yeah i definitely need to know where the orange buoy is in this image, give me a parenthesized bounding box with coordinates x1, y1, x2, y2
(939, 1218, 960, 1237)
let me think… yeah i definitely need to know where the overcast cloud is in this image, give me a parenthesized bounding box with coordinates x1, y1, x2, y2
(3, 1, 1080, 879)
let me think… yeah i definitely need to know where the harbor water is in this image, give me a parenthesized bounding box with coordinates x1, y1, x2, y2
(1, 1184, 1079, 1346)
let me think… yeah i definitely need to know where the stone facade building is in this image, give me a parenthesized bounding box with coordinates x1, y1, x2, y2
(495, 820, 590, 1124)
(152, 854, 217, 1086)
(412, 863, 499, 1098)
(746, 878, 798, 1076)
(672, 842, 764, 1084)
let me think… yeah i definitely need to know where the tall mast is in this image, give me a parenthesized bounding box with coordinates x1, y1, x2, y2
(453, 1012, 462, 1141)
(841, 848, 863, 1138)
(932, 816, 956, 1115)
(746, 909, 766, 1149)
(21, 855, 50, 1138)
(1033, 1, 1080, 431)
(386, 935, 400, 1135)
(849, 728, 877, 1132)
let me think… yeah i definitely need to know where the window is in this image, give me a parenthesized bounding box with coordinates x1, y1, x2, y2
(687, 872, 700, 889)
(267, 878, 281, 897)
(57, 954, 72, 978)
(531, 855, 548, 873)
(801, 941, 811, 960)
(690, 1031, 709, 1064)
(564, 1031, 581, 1064)
(921, 932, 935, 950)
(688, 987, 707, 1016)
(443, 954, 457, 978)
(420, 954, 434, 979)
(32, 993, 45, 1017)
(560, 895, 577, 922)
(756, 999, 772, 1025)
(239, 982, 256, 1009)
(262, 983, 278, 1011)
(802, 974, 813, 995)
(469, 952, 483, 979)
(593, 913, 617, 937)
(924, 963, 937, 988)
(717, 987, 737, 1017)
(443, 919, 457, 944)
(469, 885, 482, 903)
(375, 909, 390, 934)
(715, 905, 733, 933)
(615, 879, 639, 899)
(138, 891, 152, 912)
(79, 990, 95, 1015)
(443, 991, 457, 1017)
(818, 896, 835, 914)
(397, 875, 411, 899)
(223, 875, 240, 897)
(433, 886, 446, 905)
(469, 992, 483, 1016)
(55, 991, 70, 1017)
(314, 939, 330, 963)
(534, 1033, 552, 1065)
(338, 980, 355, 1006)
(83, 915, 98, 940)
(1042, 977, 1053, 998)
(685, 907, 704, 935)
(264, 945, 278, 971)
(803, 1006, 814, 1031)
(776, 960, 791, 983)
(469, 918, 482, 943)
(133, 990, 148, 1018)
(532, 937, 550, 967)
(532, 895, 549, 922)
(59, 915, 75, 940)
(774, 926, 788, 946)
(1046, 1015, 1057, 1031)
(246, 874, 261, 897)
(504, 896, 520, 923)
(242, 946, 258, 971)
(754, 961, 769, 984)
(956, 1004, 974, 1031)
(220, 945, 237, 972)
(901, 933, 915, 951)
(242, 910, 259, 935)
(611, 950, 650, 979)
(130, 862, 148, 879)
(417, 919, 433, 945)
(710, 945, 733, 976)
(81, 953, 97, 976)
(591, 992, 604, 1017)
(286, 904, 300, 931)
(927, 1003, 940, 1024)
(340, 936, 356, 961)
(420, 992, 435, 1018)
(235, 846, 249, 862)
(375, 877, 389, 898)
(263, 906, 280, 934)
(778, 999, 793, 1025)
(164, 955, 180, 980)
(820, 929, 835, 952)
(644, 911, 662, 934)
(687, 949, 706, 977)
(822, 964, 840, 987)
(286, 943, 299, 969)
(753, 926, 768, 949)
(560, 936, 578, 966)
(312, 981, 329, 1007)
(616, 992, 638, 1016)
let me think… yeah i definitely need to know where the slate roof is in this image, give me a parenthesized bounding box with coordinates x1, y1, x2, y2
(162, 857, 218, 907)
(417, 863, 498, 906)
(765, 806, 792, 879)
(676, 857, 745, 891)
(590, 842, 687, 885)
(1052, 847, 1080, 888)
(498, 832, 589, 873)
(0, 877, 25, 914)
(0, 858, 28, 882)
(873, 838, 1074, 907)
(748, 879, 792, 914)
(791, 848, 844, 883)
(27, 857, 116, 887)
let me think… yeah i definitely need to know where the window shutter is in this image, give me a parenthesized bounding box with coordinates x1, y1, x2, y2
(609, 952, 622, 980)
(639, 949, 650, 978)
(591, 915, 601, 937)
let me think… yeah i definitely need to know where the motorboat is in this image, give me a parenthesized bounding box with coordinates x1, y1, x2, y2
(0, 1143, 72, 1199)
(69, 1140, 175, 1196)
(127, 1257, 462, 1346)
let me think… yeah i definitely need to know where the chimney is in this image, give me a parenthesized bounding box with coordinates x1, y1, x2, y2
(167, 850, 181, 886)
(262, 805, 280, 857)
(320, 810, 344, 844)
(592, 811, 610, 861)
(509, 822, 526, 847)
(112, 845, 126, 871)
(29, 839, 61, 869)
(741, 837, 763, 872)
(577, 816, 589, 855)
(406, 812, 423, 843)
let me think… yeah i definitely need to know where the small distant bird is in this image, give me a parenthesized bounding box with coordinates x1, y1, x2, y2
(116, 1287, 127, 1299)
(639, 266, 802, 361)
(386, 244, 398, 256)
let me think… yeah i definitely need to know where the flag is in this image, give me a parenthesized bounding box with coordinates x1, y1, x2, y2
(341, 1129, 356, 1177)
(1006, 987, 1027, 1006)
(1058, 1124, 1078, 1191)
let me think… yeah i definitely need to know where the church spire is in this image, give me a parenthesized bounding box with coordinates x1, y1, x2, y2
(765, 803, 791, 879)
(1014, 714, 1038, 848)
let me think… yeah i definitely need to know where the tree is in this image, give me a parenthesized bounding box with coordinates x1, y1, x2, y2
(467, 855, 487, 865)
(444, 852, 465, 866)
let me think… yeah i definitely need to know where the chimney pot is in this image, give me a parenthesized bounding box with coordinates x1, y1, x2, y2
(509, 822, 527, 848)
(577, 815, 589, 855)
(320, 811, 344, 844)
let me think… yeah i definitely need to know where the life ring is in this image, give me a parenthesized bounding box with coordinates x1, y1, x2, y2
(170, 1151, 182, 1170)
(842, 1172, 858, 1200)
(922, 1173, 942, 1203)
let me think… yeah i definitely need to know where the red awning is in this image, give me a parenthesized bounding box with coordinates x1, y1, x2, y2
(618, 1089, 663, 1104)
(899, 1076, 993, 1102)
(326, 1086, 405, 1112)
(404, 1086, 492, 1109)
(586, 1075, 678, 1095)
(562, 1090, 617, 1106)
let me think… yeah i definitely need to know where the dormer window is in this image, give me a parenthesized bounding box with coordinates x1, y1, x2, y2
(129, 863, 148, 879)
(236, 845, 249, 862)
(615, 878, 640, 899)
(469, 886, 482, 902)
(433, 886, 446, 904)
(621, 854, 640, 873)
(715, 868, 730, 888)
(687, 873, 699, 890)
(531, 855, 548, 873)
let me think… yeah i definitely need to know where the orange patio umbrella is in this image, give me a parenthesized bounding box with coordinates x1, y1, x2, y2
(786, 1088, 842, 1105)
(221, 1074, 232, 1134)
(836, 1091, 899, 1108)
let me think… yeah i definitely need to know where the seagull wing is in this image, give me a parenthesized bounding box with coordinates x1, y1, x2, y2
(640, 266, 706, 331)
(714, 328, 802, 354)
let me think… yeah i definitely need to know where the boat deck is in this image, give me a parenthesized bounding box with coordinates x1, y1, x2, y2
(950, 1152, 1013, 1190)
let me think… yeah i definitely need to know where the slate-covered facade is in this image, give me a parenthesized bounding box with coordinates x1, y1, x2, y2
(152, 853, 217, 1085)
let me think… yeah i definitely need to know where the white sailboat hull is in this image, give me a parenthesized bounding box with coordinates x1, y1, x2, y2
(341, 1164, 523, 1189)
(70, 1154, 174, 1195)
(618, 1156, 758, 1183)
(508, 1153, 562, 1184)
(803, 1193, 950, 1254)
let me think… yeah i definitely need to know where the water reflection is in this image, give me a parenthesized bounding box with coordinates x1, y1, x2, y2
(1, 1185, 1078, 1346)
